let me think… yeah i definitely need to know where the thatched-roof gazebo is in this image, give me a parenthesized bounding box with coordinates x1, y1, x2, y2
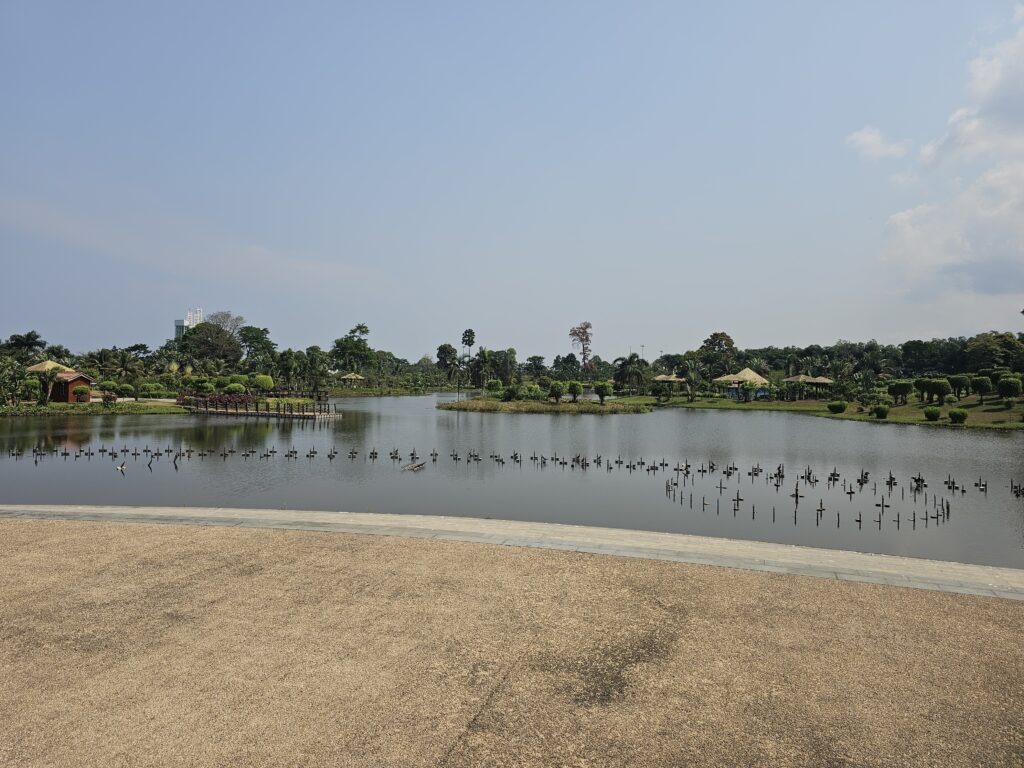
(712, 368, 769, 387)
(26, 360, 74, 373)
(338, 372, 366, 388)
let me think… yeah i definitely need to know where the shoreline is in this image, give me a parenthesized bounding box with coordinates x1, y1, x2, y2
(2, 504, 1020, 598)
(438, 398, 651, 414)
(612, 395, 1024, 430)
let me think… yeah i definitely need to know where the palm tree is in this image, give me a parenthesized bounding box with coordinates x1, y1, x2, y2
(747, 357, 769, 376)
(613, 353, 649, 394)
(36, 367, 61, 405)
(5, 331, 46, 363)
(680, 360, 708, 402)
(112, 350, 145, 400)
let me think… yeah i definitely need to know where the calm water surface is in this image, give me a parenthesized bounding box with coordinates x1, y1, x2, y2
(1, 394, 1022, 568)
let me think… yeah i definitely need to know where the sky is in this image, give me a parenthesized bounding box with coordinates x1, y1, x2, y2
(2, 1, 1023, 362)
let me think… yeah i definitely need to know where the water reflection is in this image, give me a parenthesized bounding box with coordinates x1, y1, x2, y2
(1, 395, 1022, 568)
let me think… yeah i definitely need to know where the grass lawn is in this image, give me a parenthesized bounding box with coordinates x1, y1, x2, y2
(612, 394, 1024, 429)
(0, 400, 188, 417)
(438, 397, 651, 414)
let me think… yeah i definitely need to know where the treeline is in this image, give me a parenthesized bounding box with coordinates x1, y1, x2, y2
(1, 315, 1022, 407)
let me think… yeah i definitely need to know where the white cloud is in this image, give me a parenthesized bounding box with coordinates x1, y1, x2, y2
(883, 12, 1024, 300)
(922, 23, 1024, 164)
(886, 164, 1024, 294)
(845, 125, 909, 160)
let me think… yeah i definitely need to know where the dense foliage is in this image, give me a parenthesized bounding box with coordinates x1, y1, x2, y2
(1, 316, 1022, 416)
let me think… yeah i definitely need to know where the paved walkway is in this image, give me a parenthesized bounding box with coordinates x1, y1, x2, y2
(0, 504, 1021, 600)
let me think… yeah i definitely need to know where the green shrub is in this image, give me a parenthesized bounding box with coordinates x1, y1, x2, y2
(887, 381, 913, 405)
(948, 408, 968, 424)
(923, 406, 941, 421)
(197, 381, 216, 394)
(485, 379, 503, 393)
(593, 381, 612, 404)
(548, 380, 565, 403)
(229, 374, 248, 386)
(223, 383, 246, 394)
(827, 400, 847, 414)
(22, 378, 41, 400)
(252, 374, 274, 392)
(996, 376, 1021, 403)
(501, 385, 521, 402)
(116, 383, 135, 397)
(873, 404, 889, 419)
(567, 381, 583, 403)
(214, 376, 231, 390)
(522, 384, 544, 401)
(71, 385, 90, 402)
(99, 380, 118, 393)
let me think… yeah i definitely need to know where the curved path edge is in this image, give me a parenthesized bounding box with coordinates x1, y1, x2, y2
(1, 504, 1021, 600)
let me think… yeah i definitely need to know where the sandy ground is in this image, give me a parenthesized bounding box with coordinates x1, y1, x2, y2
(1, 518, 1022, 768)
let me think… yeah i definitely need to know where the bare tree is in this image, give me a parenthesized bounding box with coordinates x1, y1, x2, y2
(206, 310, 247, 338)
(569, 321, 593, 369)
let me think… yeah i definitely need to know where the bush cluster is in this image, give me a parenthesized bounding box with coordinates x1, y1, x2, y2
(948, 408, 968, 424)
(827, 401, 847, 414)
(923, 406, 941, 421)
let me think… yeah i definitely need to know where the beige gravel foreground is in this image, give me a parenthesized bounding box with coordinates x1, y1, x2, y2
(1, 519, 1022, 768)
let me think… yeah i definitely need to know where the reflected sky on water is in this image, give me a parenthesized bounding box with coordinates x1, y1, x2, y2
(1, 395, 1022, 568)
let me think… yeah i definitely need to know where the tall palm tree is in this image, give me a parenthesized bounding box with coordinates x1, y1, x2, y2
(5, 331, 46, 363)
(613, 353, 649, 394)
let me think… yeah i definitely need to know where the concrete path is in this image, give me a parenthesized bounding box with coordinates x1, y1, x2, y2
(0, 503, 1021, 600)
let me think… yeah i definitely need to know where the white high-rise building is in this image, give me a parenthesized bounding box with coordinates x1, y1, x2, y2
(174, 307, 203, 340)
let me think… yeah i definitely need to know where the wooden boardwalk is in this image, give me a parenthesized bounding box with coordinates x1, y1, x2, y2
(184, 402, 341, 421)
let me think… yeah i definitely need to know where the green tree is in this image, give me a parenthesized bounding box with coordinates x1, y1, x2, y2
(947, 375, 969, 399)
(593, 381, 612, 404)
(613, 353, 649, 394)
(567, 381, 583, 402)
(0, 357, 26, 405)
(524, 355, 546, 380)
(3, 330, 47, 364)
(996, 376, 1022, 405)
(181, 323, 243, 365)
(35, 367, 61, 405)
(238, 326, 277, 371)
(461, 329, 476, 355)
(436, 343, 458, 372)
(331, 325, 374, 373)
(548, 380, 566, 403)
(111, 349, 145, 400)
(970, 376, 992, 404)
(887, 380, 913, 405)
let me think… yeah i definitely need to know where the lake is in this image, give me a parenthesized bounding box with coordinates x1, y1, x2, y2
(1, 394, 1022, 568)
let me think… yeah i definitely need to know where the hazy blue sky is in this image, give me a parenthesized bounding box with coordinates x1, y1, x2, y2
(2, 1, 1022, 361)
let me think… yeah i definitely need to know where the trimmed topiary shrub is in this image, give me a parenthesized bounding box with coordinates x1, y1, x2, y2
(548, 380, 565, 403)
(252, 374, 274, 392)
(567, 381, 584, 403)
(923, 406, 941, 421)
(486, 379, 503, 393)
(873, 404, 889, 419)
(99, 380, 118, 393)
(948, 408, 968, 424)
(223, 383, 245, 394)
(996, 376, 1021, 404)
(72, 385, 90, 403)
(971, 376, 992, 404)
(229, 374, 248, 386)
(593, 381, 612, 404)
(116, 383, 135, 397)
(827, 401, 847, 414)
